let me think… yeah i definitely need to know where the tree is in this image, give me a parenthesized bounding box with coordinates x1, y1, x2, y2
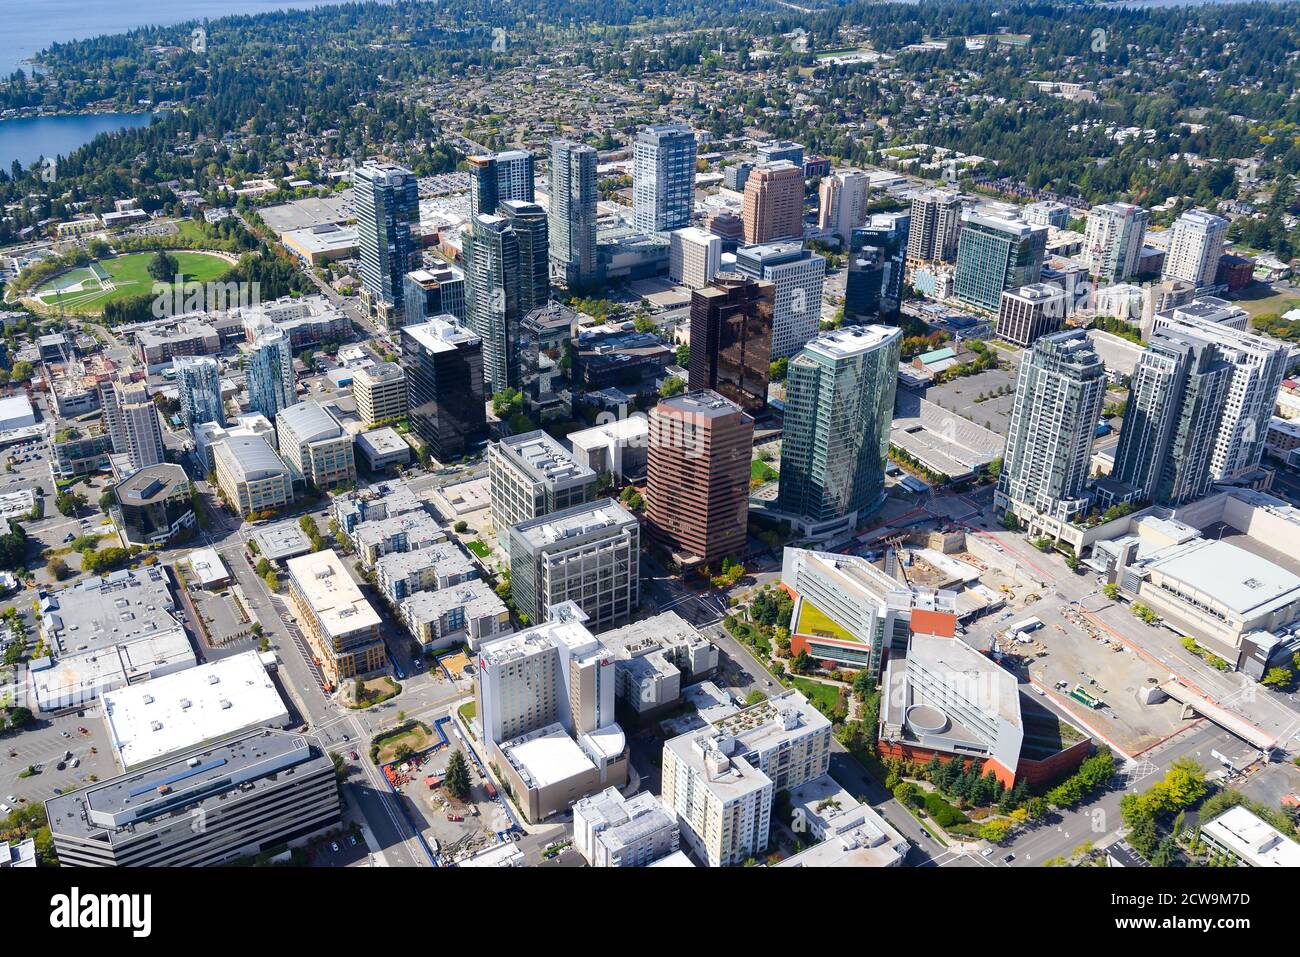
(1262, 666, 1294, 689)
(445, 749, 471, 801)
(659, 375, 686, 398)
(1103, 583, 1120, 600)
(769, 357, 788, 382)
(148, 250, 179, 282)
(54, 491, 85, 516)
(46, 558, 71, 581)
(676, 343, 690, 366)
(98, 488, 117, 514)
(454, 520, 468, 533)
(979, 819, 1013, 843)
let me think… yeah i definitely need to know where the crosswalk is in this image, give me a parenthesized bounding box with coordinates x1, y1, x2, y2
(271, 594, 327, 692)
(1116, 758, 1157, 789)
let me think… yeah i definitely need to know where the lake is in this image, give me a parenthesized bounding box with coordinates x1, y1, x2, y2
(0, 112, 160, 172)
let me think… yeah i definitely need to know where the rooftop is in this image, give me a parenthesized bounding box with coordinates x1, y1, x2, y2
(499, 722, 596, 790)
(285, 550, 382, 638)
(513, 497, 637, 550)
(1201, 805, 1300, 866)
(114, 463, 189, 506)
(495, 430, 595, 487)
(213, 434, 289, 482)
(402, 316, 480, 354)
(277, 400, 345, 445)
(357, 427, 409, 456)
(1144, 538, 1300, 619)
(804, 324, 901, 360)
(479, 602, 600, 668)
(252, 519, 316, 562)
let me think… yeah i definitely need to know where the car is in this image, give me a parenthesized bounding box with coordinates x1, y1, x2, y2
(51, 788, 62, 796)
(0, 803, 11, 814)
(349, 835, 358, 846)
(77, 727, 88, 735)
(330, 841, 339, 853)
(980, 847, 993, 857)
(341, 734, 350, 742)
(1002, 854, 1015, 864)
(71, 758, 79, 768)
(56, 761, 66, 771)
(349, 751, 359, 761)
(60, 731, 70, 738)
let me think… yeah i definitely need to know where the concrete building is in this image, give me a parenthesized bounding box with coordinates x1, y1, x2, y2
(1024, 201, 1071, 229)
(742, 161, 805, 245)
(567, 415, 650, 483)
(403, 264, 466, 327)
(1162, 209, 1229, 289)
(355, 427, 411, 473)
(275, 401, 355, 491)
(687, 274, 775, 415)
(352, 509, 445, 569)
(996, 283, 1068, 347)
(668, 226, 722, 289)
(468, 149, 535, 219)
(1199, 805, 1300, 867)
(374, 541, 476, 604)
(193, 412, 275, 472)
(488, 430, 597, 536)
(286, 549, 385, 685)
(906, 189, 962, 267)
(573, 788, 680, 867)
(598, 610, 720, 723)
(238, 295, 351, 349)
(953, 205, 1048, 313)
(475, 603, 628, 823)
(548, 140, 598, 288)
(352, 362, 407, 429)
(246, 328, 297, 423)
(661, 690, 831, 867)
(732, 241, 826, 359)
(212, 434, 294, 516)
(400, 579, 511, 652)
(757, 140, 804, 166)
(995, 330, 1107, 532)
(506, 498, 640, 631)
(399, 316, 486, 463)
(333, 480, 422, 535)
(776, 325, 901, 538)
(108, 380, 165, 475)
(46, 729, 340, 867)
(778, 775, 909, 867)
(1084, 202, 1149, 283)
(102, 650, 289, 770)
(646, 391, 753, 567)
(0, 394, 36, 433)
(355, 161, 421, 330)
(111, 463, 195, 546)
(633, 124, 697, 234)
(174, 355, 225, 433)
(817, 169, 870, 246)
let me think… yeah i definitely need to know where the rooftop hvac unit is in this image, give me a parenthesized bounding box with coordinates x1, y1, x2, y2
(150, 720, 163, 731)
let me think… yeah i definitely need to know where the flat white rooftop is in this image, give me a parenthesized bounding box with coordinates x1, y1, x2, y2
(102, 650, 289, 769)
(286, 550, 382, 638)
(501, 722, 596, 790)
(1146, 538, 1300, 618)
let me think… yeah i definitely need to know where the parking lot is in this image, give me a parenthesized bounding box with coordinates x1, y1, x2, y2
(920, 366, 1020, 436)
(1, 706, 118, 811)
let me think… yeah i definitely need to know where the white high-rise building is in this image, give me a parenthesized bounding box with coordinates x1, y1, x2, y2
(1083, 202, 1149, 283)
(817, 169, 870, 246)
(1162, 209, 1228, 289)
(632, 124, 697, 235)
(109, 380, 166, 475)
(906, 189, 962, 266)
(668, 227, 722, 289)
(732, 241, 826, 359)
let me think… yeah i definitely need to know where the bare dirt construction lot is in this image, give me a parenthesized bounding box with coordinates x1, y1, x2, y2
(389, 746, 511, 862)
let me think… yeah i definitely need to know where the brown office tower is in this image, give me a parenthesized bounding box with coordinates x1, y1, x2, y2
(646, 390, 754, 568)
(688, 274, 775, 415)
(742, 161, 805, 245)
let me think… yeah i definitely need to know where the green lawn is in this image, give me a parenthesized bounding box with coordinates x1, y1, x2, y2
(790, 676, 843, 715)
(795, 600, 858, 643)
(466, 539, 491, 558)
(34, 251, 231, 313)
(750, 459, 778, 483)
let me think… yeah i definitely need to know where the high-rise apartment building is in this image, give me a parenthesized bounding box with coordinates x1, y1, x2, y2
(995, 330, 1107, 529)
(633, 124, 697, 234)
(669, 226, 722, 289)
(817, 169, 870, 246)
(646, 390, 754, 567)
(953, 205, 1048, 312)
(687, 275, 774, 414)
(354, 162, 420, 331)
(733, 241, 826, 359)
(1162, 209, 1229, 289)
(110, 380, 166, 475)
(777, 325, 901, 537)
(906, 189, 962, 267)
(996, 283, 1069, 347)
(500, 199, 550, 315)
(468, 149, 535, 219)
(399, 316, 486, 463)
(506, 499, 640, 631)
(1084, 202, 1149, 283)
(548, 140, 598, 288)
(403, 265, 466, 327)
(742, 161, 805, 245)
(246, 329, 296, 422)
(352, 362, 407, 429)
(174, 355, 224, 433)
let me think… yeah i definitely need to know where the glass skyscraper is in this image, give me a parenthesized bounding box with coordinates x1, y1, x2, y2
(632, 124, 697, 234)
(355, 162, 420, 332)
(247, 329, 296, 422)
(400, 317, 487, 462)
(953, 205, 1047, 313)
(548, 140, 598, 289)
(468, 150, 535, 219)
(174, 355, 225, 434)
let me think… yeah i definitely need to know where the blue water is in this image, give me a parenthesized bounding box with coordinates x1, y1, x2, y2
(0, 112, 159, 171)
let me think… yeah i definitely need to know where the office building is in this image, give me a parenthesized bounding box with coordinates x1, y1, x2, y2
(1199, 806, 1300, 867)
(850, 211, 909, 320)
(567, 416, 650, 484)
(468, 149, 535, 219)
(1024, 201, 1071, 229)
(352, 362, 408, 429)
(400, 579, 512, 652)
(723, 160, 754, 193)
(356, 427, 411, 473)
(193, 412, 276, 473)
(46, 729, 340, 867)
(703, 209, 745, 252)
(474, 603, 628, 822)
(213, 434, 294, 516)
(489, 430, 597, 535)
(403, 265, 466, 327)
(646, 391, 753, 567)
(354, 162, 420, 330)
(573, 788, 681, 867)
(506, 499, 640, 631)
(519, 301, 576, 420)
(687, 274, 774, 414)
(817, 169, 870, 246)
(1084, 202, 1149, 283)
(246, 328, 296, 422)
(661, 690, 830, 867)
(906, 189, 962, 267)
(953, 205, 1048, 312)
(669, 226, 722, 289)
(996, 283, 1068, 347)
(1162, 209, 1229, 289)
(995, 330, 1107, 530)
(633, 124, 697, 234)
(756, 141, 804, 166)
(464, 212, 530, 393)
(275, 401, 355, 491)
(777, 325, 902, 537)
(287, 549, 385, 684)
(733, 241, 826, 359)
(399, 316, 486, 463)
(110, 463, 195, 547)
(548, 140, 598, 288)
(742, 161, 805, 245)
(174, 355, 225, 433)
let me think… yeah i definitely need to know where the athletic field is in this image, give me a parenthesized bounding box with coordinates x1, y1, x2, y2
(32, 251, 231, 314)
